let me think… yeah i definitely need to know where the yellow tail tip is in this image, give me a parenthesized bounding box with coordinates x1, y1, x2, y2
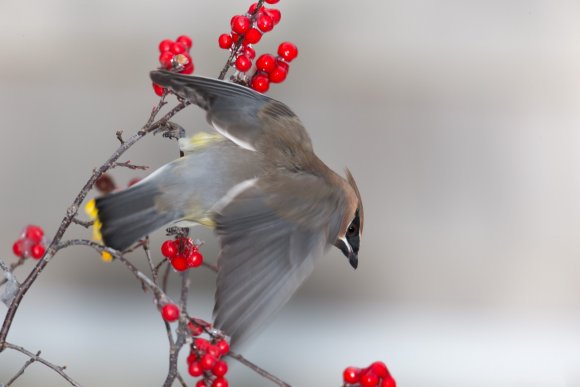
(85, 198, 98, 219)
(101, 251, 113, 262)
(85, 198, 104, 243)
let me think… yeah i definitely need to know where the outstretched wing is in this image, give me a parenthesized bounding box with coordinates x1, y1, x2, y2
(150, 70, 310, 152)
(212, 174, 343, 346)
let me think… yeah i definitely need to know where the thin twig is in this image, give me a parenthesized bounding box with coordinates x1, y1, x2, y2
(71, 218, 94, 228)
(202, 261, 218, 273)
(229, 351, 292, 387)
(111, 160, 149, 170)
(5, 352, 36, 386)
(0, 259, 25, 287)
(115, 130, 125, 144)
(3, 342, 82, 387)
(175, 372, 188, 387)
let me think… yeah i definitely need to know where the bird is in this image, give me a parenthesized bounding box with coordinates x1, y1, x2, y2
(94, 70, 364, 346)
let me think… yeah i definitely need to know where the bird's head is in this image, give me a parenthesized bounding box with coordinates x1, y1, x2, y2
(334, 169, 364, 269)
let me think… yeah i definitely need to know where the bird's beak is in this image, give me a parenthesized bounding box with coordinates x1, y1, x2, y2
(335, 238, 358, 270)
(349, 252, 358, 270)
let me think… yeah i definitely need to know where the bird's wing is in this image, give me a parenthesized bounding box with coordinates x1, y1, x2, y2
(150, 70, 311, 152)
(212, 174, 343, 346)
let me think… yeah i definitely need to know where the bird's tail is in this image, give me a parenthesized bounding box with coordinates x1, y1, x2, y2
(94, 178, 182, 251)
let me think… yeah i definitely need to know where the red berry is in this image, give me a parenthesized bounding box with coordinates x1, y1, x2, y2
(248, 2, 261, 14)
(187, 352, 198, 365)
(195, 338, 210, 351)
(159, 39, 174, 53)
(218, 33, 233, 49)
(212, 360, 228, 377)
(159, 51, 175, 70)
(188, 361, 203, 377)
(269, 65, 287, 83)
(161, 240, 177, 258)
(212, 378, 228, 387)
(30, 244, 45, 260)
(343, 367, 361, 384)
(243, 28, 262, 44)
(257, 14, 274, 32)
(235, 55, 252, 72)
(172, 256, 188, 271)
(256, 54, 276, 73)
(265, 0, 279, 4)
(25, 225, 44, 243)
(196, 381, 207, 387)
(207, 344, 221, 359)
(182, 62, 194, 74)
(360, 370, 379, 387)
(265, 9, 281, 25)
(231, 15, 251, 34)
(216, 339, 230, 356)
(177, 237, 194, 252)
(176, 35, 192, 49)
(243, 46, 256, 59)
(200, 353, 217, 370)
(161, 303, 180, 322)
(170, 42, 187, 55)
(251, 74, 269, 93)
(12, 239, 25, 258)
(188, 321, 204, 336)
(278, 42, 298, 62)
(381, 376, 397, 387)
(276, 57, 289, 72)
(153, 83, 165, 96)
(370, 361, 389, 378)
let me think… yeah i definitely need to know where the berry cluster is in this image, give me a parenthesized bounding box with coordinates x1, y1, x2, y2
(187, 336, 230, 387)
(218, 1, 298, 93)
(12, 225, 46, 260)
(343, 361, 396, 387)
(161, 237, 203, 272)
(153, 35, 194, 96)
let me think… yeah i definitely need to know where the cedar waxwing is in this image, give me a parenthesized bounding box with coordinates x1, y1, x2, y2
(95, 70, 364, 346)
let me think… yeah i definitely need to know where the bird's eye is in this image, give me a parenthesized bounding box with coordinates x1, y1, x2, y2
(347, 224, 358, 237)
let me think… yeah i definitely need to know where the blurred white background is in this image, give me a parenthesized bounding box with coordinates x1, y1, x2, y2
(1, 0, 580, 386)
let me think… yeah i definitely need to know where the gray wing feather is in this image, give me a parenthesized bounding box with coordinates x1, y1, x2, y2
(150, 70, 300, 151)
(213, 182, 328, 346)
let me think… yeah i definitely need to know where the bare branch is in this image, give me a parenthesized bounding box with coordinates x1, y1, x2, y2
(111, 160, 149, 171)
(5, 350, 37, 386)
(0, 259, 24, 288)
(3, 342, 82, 387)
(115, 130, 125, 144)
(229, 351, 292, 387)
(71, 218, 94, 228)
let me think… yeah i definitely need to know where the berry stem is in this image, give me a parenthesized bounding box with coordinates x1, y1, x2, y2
(217, 0, 266, 80)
